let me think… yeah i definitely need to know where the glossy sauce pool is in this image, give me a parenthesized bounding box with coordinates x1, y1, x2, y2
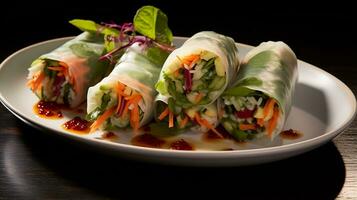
(33, 100, 63, 119)
(62, 117, 90, 134)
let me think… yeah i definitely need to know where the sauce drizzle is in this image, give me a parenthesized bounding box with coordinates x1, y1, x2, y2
(62, 117, 90, 134)
(170, 139, 194, 150)
(280, 129, 303, 140)
(131, 134, 166, 148)
(34, 100, 63, 119)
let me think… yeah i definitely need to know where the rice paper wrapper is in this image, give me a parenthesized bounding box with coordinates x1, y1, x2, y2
(33, 32, 110, 107)
(226, 41, 298, 138)
(87, 43, 166, 127)
(156, 31, 240, 105)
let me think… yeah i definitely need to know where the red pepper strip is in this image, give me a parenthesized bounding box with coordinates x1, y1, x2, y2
(183, 68, 192, 93)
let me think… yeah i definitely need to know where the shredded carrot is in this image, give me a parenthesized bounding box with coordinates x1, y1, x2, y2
(189, 56, 200, 68)
(169, 111, 174, 128)
(59, 61, 69, 68)
(158, 107, 170, 121)
(130, 102, 140, 131)
(194, 113, 223, 138)
(90, 106, 116, 132)
(47, 66, 63, 71)
(257, 118, 264, 127)
(28, 71, 45, 91)
(267, 107, 280, 137)
(117, 82, 126, 91)
(195, 92, 204, 103)
(263, 98, 276, 118)
(122, 95, 142, 117)
(179, 115, 189, 128)
(179, 54, 201, 69)
(124, 93, 141, 101)
(239, 123, 256, 131)
(182, 54, 200, 64)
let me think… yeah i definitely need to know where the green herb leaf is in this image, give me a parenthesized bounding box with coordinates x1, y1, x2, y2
(69, 19, 119, 36)
(133, 5, 173, 44)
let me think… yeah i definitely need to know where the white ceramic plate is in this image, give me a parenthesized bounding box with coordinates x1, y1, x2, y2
(0, 37, 356, 166)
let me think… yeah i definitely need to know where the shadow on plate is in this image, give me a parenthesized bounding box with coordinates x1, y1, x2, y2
(1, 119, 345, 199)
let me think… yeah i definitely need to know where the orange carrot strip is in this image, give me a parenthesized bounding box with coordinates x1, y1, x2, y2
(122, 101, 131, 117)
(263, 98, 276, 118)
(239, 124, 256, 131)
(124, 93, 141, 100)
(189, 56, 200, 68)
(122, 95, 142, 117)
(158, 107, 170, 121)
(180, 54, 200, 68)
(90, 106, 116, 132)
(257, 118, 264, 127)
(169, 111, 174, 128)
(194, 113, 223, 138)
(267, 107, 280, 136)
(47, 66, 64, 71)
(130, 102, 140, 131)
(32, 72, 45, 91)
(59, 61, 69, 68)
(26, 78, 34, 89)
(179, 116, 189, 128)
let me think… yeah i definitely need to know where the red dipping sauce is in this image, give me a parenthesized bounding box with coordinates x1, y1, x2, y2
(280, 129, 303, 140)
(170, 139, 194, 150)
(131, 134, 166, 148)
(33, 100, 63, 119)
(62, 117, 90, 134)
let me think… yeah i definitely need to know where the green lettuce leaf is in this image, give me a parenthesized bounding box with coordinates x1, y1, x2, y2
(133, 5, 173, 44)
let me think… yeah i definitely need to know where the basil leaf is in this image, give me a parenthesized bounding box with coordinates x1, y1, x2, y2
(69, 19, 119, 36)
(133, 5, 173, 44)
(146, 46, 170, 66)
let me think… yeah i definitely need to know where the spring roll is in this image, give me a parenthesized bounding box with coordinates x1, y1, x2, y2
(87, 43, 169, 131)
(220, 41, 298, 141)
(154, 94, 220, 135)
(155, 31, 240, 110)
(27, 32, 111, 108)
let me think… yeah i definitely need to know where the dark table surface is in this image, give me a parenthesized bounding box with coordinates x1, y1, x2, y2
(0, 1, 356, 199)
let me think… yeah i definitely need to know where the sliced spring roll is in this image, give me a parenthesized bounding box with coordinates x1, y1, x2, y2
(87, 43, 169, 131)
(220, 41, 298, 141)
(154, 94, 221, 136)
(27, 32, 111, 107)
(155, 31, 240, 109)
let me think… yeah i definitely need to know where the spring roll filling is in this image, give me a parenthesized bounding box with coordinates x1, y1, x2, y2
(221, 92, 281, 141)
(156, 100, 221, 136)
(27, 59, 75, 106)
(87, 82, 144, 131)
(163, 51, 226, 108)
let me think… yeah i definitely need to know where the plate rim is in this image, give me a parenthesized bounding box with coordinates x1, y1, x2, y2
(0, 36, 356, 157)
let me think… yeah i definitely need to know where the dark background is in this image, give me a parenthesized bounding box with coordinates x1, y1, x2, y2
(1, 0, 356, 72)
(0, 1, 356, 199)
